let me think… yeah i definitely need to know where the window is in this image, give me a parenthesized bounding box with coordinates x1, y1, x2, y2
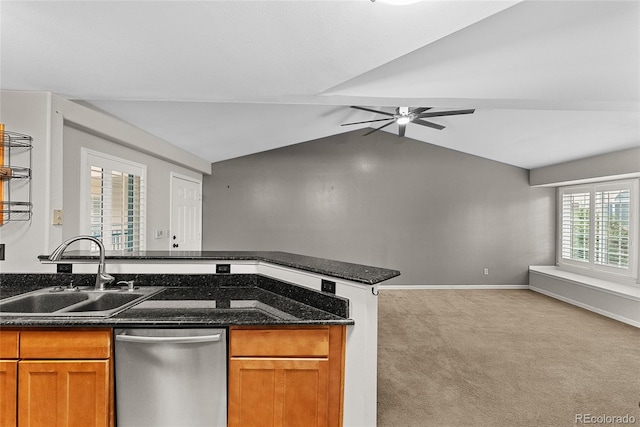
(82, 149, 146, 251)
(561, 189, 590, 263)
(559, 179, 637, 281)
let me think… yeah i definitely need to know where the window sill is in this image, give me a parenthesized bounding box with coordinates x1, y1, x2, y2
(529, 266, 640, 301)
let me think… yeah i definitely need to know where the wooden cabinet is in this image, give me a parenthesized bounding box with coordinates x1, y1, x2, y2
(228, 326, 345, 427)
(18, 360, 109, 427)
(0, 360, 18, 427)
(0, 330, 19, 427)
(0, 329, 113, 427)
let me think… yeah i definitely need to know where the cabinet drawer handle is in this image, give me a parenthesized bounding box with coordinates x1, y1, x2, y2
(116, 333, 222, 344)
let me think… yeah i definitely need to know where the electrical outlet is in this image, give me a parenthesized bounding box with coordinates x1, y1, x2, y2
(216, 264, 231, 274)
(483, 268, 489, 276)
(57, 263, 73, 273)
(321, 279, 336, 294)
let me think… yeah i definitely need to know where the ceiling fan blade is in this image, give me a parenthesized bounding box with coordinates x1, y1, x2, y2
(341, 117, 398, 126)
(398, 123, 406, 137)
(409, 107, 432, 115)
(350, 106, 395, 117)
(362, 119, 394, 136)
(412, 118, 445, 130)
(416, 109, 475, 119)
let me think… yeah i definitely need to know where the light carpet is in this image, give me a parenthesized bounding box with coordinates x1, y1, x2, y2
(377, 289, 640, 427)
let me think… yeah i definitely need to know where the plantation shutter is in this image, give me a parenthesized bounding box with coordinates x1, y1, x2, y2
(86, 151, 146, 252)
(594, 184, 630, 269)
(558, 180, 636, 280)
(560, 189, 590, 263)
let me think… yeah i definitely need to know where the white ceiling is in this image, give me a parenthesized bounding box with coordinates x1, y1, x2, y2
(1, 0, 638, 169)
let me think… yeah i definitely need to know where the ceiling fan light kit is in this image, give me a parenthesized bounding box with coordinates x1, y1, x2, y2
(341, 106, 475, 137)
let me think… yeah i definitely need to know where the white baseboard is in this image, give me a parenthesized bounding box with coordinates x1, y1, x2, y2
(377, 284, 529, 290)
(530, 285, 640, 328)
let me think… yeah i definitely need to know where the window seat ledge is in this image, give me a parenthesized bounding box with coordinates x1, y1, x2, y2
(529, 266, 640, 302)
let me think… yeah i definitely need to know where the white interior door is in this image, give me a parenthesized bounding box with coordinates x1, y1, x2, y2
(170, 174, 202, 251)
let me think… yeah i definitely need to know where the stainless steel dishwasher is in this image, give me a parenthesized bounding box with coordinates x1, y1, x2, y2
(114, 328, 227, 427)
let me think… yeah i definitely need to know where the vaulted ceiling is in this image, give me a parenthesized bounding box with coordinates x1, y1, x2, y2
(1, 0, 638, 169)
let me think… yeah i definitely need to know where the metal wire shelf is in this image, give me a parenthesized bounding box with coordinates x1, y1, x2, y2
(1, 130, 33, 224)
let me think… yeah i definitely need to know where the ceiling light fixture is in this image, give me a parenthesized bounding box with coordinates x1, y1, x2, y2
(396, 116, 411, 125)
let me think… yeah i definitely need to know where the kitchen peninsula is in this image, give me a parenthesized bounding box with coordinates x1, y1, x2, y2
(1, 251, 400, 427)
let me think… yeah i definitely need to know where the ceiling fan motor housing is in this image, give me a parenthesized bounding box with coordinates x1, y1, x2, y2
(394, 107, 411, 125)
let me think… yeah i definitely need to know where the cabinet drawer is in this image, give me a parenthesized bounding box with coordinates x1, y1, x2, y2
(0, 331, 19, 358)
(20, 330, 111, 359)
(230, 327, 329, 358)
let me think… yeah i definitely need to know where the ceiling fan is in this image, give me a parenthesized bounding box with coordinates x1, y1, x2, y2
(341, 106, 475, 137)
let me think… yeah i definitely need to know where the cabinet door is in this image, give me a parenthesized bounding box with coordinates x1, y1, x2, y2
(229, 358, 329, 427)
(0, 360, 18, 427)
(18, 360, 109, 427)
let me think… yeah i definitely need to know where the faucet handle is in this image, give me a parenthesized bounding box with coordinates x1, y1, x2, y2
(117, 280, 136, 292)
(101, 272, 115, 283)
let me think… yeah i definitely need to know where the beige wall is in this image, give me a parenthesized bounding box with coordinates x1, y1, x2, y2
(203, 130, 556, 286)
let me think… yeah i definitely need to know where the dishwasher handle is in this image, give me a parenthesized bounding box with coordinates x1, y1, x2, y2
(116, 332, 222, 344)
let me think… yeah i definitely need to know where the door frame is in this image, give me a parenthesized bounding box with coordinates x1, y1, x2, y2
(169, 172, 203, 252)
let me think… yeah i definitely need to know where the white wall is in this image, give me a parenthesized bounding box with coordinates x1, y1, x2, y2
(0, 90, 208, 273)
(0, 91, 54, 272)
(62, 124, 201, 249)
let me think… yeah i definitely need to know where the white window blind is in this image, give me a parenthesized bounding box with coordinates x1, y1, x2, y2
(83, 150, 146, 252)
(558, 179, 637, 281)
(561, 190, 590, 263)
(595, 187, 630, 269)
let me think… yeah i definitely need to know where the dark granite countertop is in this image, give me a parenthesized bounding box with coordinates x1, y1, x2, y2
(0, 274, 353, 327)
(37, 250, 400, 285)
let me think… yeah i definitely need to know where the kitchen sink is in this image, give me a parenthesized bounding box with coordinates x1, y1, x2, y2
(66, 292, 148, 312)
(0, 293, 90, 313)
(0, 286, 164, 317)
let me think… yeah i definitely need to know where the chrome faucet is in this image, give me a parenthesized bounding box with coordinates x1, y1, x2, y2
(49, 235, 115, 291)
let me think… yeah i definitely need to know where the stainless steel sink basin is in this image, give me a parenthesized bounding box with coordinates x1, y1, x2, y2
(0, 286, 164, 317)
(66, 292, 149, 312)
(0, 293, 90, 313)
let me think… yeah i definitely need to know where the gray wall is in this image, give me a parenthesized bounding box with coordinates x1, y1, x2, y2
(530, 147, 640, 186)
(203, 130, 556, 286)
